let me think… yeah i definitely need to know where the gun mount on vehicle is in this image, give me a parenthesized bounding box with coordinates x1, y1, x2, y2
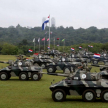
(0, 55, 43, 81)
(48, 69, 108, 102)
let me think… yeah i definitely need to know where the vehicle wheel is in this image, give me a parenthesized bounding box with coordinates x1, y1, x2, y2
(47, 66, 55, 73)
(93, 60, 98, 64)
(40, 63, 46, 69)
(63, 67, 71, 74)
(82, 89, 96, 102)
(31, 72, 41, 81)
(101, 89, 108, 102)
(19, 72, 28, 81)
(52, 89, 66, 102)
(0, 72, 9, 80)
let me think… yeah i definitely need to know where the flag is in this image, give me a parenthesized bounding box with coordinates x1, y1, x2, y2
(79, 46, 82, 49)
(28, 49, 33, 52)
(62, 39, 65, 41)
(26, 58, 29, 60)
(57, 38, 59, 40)
(42, 37, 45, 41)
(33, 38, 35, 42)
(47, 38, 49, 41)
(91, 46, 93, 48)
(34, 53, 39, 55)
(93, 53, 100, 58)
(48, 46, 50, 49)
(71, 48, 74, 51)
(57, 45, 59, 46)
(42, 16, 50, 30)
(38, 38, 40, 42)
(45, 31, 47, 34)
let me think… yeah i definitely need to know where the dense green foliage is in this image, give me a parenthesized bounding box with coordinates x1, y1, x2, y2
(0, 25, 108, 54)
(1, 25, 108, 45)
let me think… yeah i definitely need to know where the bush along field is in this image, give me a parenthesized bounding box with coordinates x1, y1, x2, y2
(0, 55, 108, 108)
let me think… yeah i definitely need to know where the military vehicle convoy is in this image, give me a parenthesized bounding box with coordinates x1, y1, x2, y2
(0, 56, 43, 81)
(48, 69, 108, 102)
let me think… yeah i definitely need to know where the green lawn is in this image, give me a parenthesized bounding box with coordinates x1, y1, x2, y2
(0, 55, 107, 108)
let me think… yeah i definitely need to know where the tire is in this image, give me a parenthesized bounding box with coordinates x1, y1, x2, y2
(82, 89, 96, 102)
(63, 67, 71, 74)
(101, 89, 108, 102)
(0, 72, 9, 80)
(31, 72, 41, 81)
(19, 72, 28, 81)
(40, 63, 46, 69)
(47, 66, 56, 73)
(93, 60, 98, 64)
(52, 89, 66, 102)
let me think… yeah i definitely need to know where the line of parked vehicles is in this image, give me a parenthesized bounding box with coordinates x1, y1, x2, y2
(1, 50, 108, 102)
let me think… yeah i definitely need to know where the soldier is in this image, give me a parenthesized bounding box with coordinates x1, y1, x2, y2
(78, 61, 86, 70)
(15, 55, 27, 71)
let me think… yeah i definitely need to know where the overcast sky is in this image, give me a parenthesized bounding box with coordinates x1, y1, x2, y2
(0, 0, 108, 29)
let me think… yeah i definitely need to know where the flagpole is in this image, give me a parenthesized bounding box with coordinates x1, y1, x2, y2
(49, 14, 50, 49)
(34, 38, 35, 53)
(63, 40, 64, 52)
(39, 38, 40, 52)
(64, 38, 65, 52)
(59, 38, 60, 51)
(44, 37, 45, 51)
(54, 38, 55, 49)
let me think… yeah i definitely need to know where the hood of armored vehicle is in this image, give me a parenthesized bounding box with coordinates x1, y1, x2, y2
(50, 79, 69, 88)
(30, 65, 42, 71)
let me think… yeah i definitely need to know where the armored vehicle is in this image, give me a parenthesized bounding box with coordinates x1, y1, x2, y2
(33, 54, 53, 69)
(69, 53, 88, 63)
(44, 50, 62, 58)
(91, 56, 108, 65)
(49, 69, 108, 102)
(0, 57, 43, 81)
(46, 57, 80, 73)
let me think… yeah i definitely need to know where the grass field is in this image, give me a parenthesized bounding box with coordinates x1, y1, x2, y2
(0, 55, 107, 108)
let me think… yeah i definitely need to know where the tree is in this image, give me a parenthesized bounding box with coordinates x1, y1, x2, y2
(1, 43, 18, 55)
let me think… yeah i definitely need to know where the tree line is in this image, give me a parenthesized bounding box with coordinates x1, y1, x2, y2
(0, 42, 108, 55)
(0, 24, 108, 46)
(0, 24, 108, 54)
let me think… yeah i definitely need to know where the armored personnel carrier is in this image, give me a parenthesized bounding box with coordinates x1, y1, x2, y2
(48, 69, 108, 102)
(32, 54, 53, 69)
(0, 56, 43, 81)
(46, 56, 82, 73)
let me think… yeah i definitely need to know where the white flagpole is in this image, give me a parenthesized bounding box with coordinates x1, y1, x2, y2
(49, 15, 50, 49)
(39, 38, 40, 52)
(44, 38, 45, 51)
(54, 38, 55, 49)
(34, 38, 35, 53)
(63, 38, 65, 52)
(59, 38, 60, 51)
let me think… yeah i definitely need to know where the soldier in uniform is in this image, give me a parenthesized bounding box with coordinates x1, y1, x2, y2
(78, 61, 86, 70)
(78, 61, 91, 72)
(15, 55, 27, 71)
